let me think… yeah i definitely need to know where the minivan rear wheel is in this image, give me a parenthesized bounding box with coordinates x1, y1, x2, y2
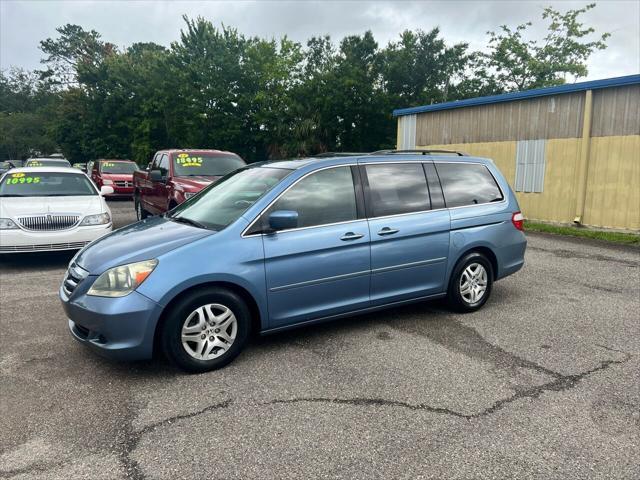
(161, 287, 250, 373)
(447, 252, 494, 312)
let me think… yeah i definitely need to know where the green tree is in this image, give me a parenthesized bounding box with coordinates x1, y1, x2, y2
(484, 3, 610, 91)
(39, 24, 116, 86)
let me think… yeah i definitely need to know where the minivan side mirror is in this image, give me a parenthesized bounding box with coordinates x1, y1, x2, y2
(268, 210, 298, 231)
(150, 169, 164, 182)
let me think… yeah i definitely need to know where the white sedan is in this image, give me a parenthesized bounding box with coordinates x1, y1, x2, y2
(0, 167, 114, 253)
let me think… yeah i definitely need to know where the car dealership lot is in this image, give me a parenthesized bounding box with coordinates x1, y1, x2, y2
(1, 200, 638, 480)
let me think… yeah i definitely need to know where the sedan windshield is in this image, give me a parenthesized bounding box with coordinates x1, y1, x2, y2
(100, 161, 138, 174)
(169, 167, 291, 230)
(25, 159, 72, 168)
(0, 172, 97, 197)
(173, 153, 245, 177)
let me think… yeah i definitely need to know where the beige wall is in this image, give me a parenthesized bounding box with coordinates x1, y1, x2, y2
(418, 136, 639, 231)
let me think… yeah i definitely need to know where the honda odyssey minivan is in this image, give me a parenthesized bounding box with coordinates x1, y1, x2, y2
(60, 151, 526, 372)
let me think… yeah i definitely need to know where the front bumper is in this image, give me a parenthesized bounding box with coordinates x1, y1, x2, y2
(61, 286, 163, 361)
(105, 187, 134, 197)
(0, 224, 112, 253)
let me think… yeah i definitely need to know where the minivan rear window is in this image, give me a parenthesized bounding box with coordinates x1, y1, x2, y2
(435, 163, 503, 208)
(364, 163, 430, 217)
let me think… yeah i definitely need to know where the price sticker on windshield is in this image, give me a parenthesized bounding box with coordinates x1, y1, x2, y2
(176, 153, 203, 167)
(103, 162, 116, 167)
(28, 161, 43, 166)
(6, 175, 40, 185)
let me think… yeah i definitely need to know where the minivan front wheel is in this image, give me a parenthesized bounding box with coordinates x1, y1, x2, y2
(161, 287, 250, 373)
(447, 252, 494, 312)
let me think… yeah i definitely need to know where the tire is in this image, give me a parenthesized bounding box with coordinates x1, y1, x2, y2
(447, 252, 494, 313)
(161, 287, 251, 373)
(135, 195, 148, 220)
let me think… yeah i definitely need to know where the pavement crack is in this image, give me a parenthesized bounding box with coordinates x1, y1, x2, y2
(263, 397, 468, 418)
(471, 356, 630, 419)
(263, 354, 630, 421)
(118, 399, 233, 480)
(0, 460, 66, 479)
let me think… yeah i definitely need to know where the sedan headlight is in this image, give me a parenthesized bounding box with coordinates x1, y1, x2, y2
(87, 259, 158, 297)
(80, 212, 111, 226)
(0, 218, 18, 230)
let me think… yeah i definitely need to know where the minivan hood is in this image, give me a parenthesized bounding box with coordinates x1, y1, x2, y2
(174, 175, 221, 191)
(0, 196, 104, 218)
(75, 216, 212, 274)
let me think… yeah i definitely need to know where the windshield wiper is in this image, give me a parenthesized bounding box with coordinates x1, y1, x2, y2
(0, 194, 26, 197)
(169, 215, 208, 230)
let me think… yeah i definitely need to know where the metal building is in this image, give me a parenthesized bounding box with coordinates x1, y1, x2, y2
(394, 75, 640, 231)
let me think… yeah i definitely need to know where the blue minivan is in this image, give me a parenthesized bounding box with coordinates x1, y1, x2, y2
(60, 151, 526, 372)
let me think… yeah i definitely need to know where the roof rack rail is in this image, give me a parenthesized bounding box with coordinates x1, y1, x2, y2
(313, 152, 368, 158)
(369, 149, 467, 156)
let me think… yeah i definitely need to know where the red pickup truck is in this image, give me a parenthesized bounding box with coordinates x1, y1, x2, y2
(133, 149, 246, 219)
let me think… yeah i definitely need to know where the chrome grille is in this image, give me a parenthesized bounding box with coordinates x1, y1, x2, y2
(0, 241, 89, 253)
(18, 214, 80, 231)
(62, 262, 89, 297)
(114, 180, 131, 187)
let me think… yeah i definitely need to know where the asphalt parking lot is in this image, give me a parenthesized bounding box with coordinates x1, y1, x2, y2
(1, 199, 638, 479)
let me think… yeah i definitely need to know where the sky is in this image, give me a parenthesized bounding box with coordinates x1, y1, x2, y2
(1, 0, 639, 82)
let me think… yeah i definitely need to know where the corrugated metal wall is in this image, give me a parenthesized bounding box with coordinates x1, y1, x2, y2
(591, 84, 640, 137)
(404, 83, 640, 231)
(415, 92, 584, 145)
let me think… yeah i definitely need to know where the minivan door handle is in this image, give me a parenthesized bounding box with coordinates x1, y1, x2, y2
(340, 232, 364, 241)
(377, 227, 399, 236)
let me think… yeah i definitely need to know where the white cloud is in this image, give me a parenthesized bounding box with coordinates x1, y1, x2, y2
(1, 0, 638, 80)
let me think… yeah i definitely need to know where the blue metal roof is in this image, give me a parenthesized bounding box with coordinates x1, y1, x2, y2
(393, 74, 640, 117)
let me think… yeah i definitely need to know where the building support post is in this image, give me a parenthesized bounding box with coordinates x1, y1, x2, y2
(574, 89, 593, 225)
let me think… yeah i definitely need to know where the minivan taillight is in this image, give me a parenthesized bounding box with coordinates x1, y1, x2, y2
(512, 211, 524, 231)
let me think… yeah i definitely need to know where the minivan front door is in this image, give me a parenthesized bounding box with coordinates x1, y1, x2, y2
(260, 166, 370, 328)
(362, 162, 450, 305)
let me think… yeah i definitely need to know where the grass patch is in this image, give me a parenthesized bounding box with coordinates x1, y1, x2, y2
(525, 221, 640, 246)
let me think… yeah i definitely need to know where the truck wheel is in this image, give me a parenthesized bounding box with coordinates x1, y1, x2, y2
(135, 195, 148, 220)
(161, 287, 251, 373)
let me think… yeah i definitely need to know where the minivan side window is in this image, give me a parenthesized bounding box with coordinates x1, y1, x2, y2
(267, 166, 358, 229)
(364, 163, 430, 217)
(435, 162, 503, 208)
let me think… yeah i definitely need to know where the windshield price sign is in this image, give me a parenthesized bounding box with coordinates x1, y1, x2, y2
(7, 173, 40, 184)
(176, 153, 203, 167)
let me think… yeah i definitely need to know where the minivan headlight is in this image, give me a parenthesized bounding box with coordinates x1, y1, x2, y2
(80, 212, 111, 226)
(0, 218, 18, 230)
(87, 259, 158, 297)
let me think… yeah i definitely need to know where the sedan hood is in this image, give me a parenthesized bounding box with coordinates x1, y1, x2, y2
(174, 175, 221, 191)
(75, 216, 212, 274)
(0, 196, 104, 218)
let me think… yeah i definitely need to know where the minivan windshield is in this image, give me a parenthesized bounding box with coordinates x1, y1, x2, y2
(0, 172, 97, 197)
(168, 166, 291, 230)
(173, 153, 245, 177)
(100, 161, 138, 174)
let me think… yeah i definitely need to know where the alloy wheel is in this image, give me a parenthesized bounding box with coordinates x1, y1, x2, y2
(181, 303, 238, 360)
(459, 262, 488, 304)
